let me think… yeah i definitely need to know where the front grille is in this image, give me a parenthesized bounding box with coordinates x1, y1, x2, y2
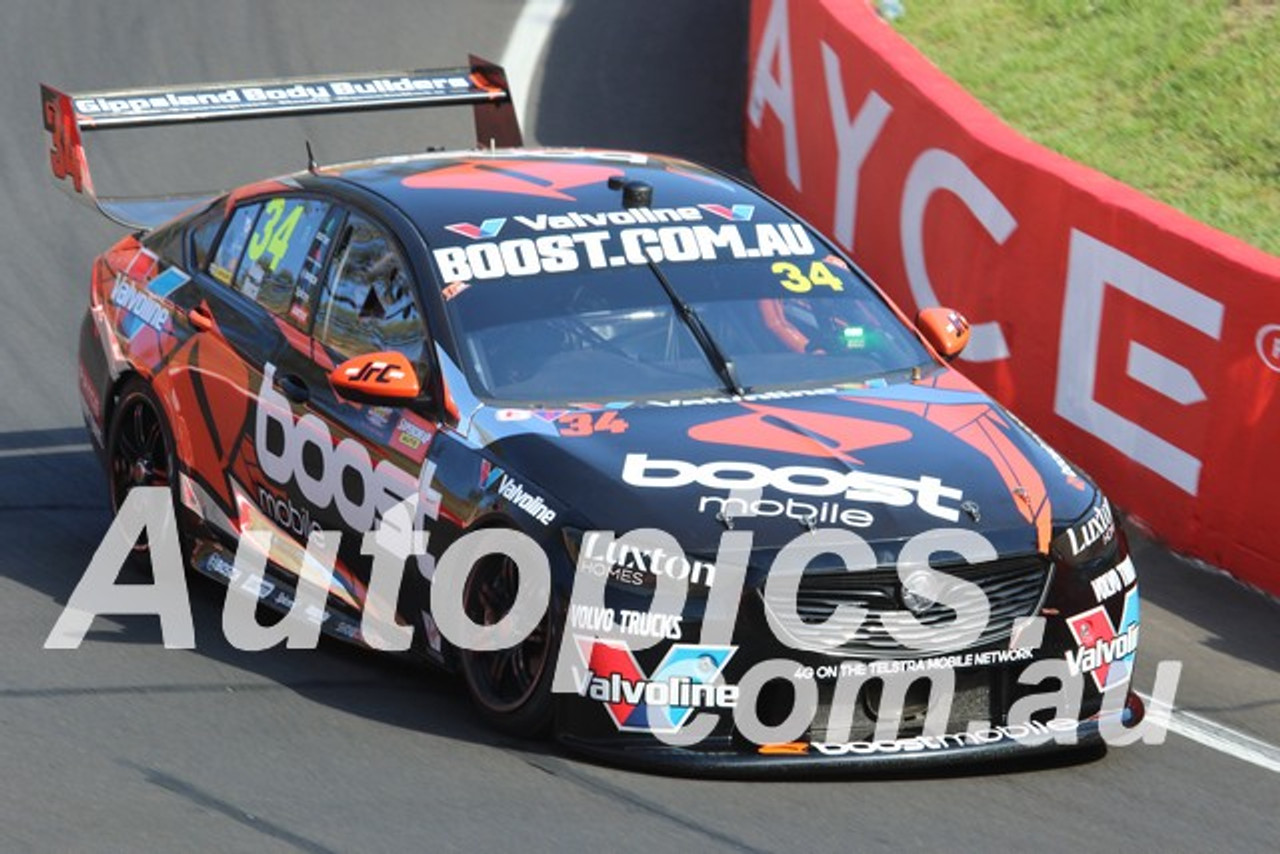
(764, 555, 1051, 659)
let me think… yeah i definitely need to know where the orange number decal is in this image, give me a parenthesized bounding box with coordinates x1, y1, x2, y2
(556, 410, 630, 437)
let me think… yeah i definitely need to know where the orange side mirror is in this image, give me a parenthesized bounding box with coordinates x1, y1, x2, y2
(916, 307, 971, 360)
(331, 351, 422, 404)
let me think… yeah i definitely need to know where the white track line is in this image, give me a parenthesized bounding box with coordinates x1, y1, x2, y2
(500, 0, 568, 139)
(1139, 691, 1280, 775)
(0, 443, 93, 459)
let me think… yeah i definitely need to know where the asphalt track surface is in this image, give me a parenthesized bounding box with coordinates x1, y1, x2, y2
(1, 2, 1277, 851)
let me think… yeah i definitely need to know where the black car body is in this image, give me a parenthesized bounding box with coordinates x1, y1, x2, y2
(50, 62, 1142, 774)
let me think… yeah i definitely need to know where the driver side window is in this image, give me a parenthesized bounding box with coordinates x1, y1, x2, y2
(314, 212, 426, 367)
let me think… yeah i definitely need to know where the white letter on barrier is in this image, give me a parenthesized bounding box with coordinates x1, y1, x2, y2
(748, 0, 801, 190)
(45, 487, 193, 649)
(1055, 230, 1223, 494)
(901, 149, 1017, 361)
(821, 42, 892, 253)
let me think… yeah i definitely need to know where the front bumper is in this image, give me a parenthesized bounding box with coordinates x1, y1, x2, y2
(552, 532, 1141, 774)
(558, 691, 1143, 777)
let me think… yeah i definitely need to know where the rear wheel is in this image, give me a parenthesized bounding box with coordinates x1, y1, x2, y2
(458, 548, 560, 736)
(105, 378, 183, 567)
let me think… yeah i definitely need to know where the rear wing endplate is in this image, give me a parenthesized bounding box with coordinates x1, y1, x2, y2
(41, 55, 522, 229)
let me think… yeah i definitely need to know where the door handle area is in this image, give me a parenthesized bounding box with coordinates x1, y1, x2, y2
(188, 304, 215, 332)
(276, 373, 310, 404)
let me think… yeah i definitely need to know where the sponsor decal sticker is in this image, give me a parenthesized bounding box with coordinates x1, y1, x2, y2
(811, 718, 1080, 756)
(431, 221, 815, 282)
(1089, 556, 1137, 603)
(256, 363, 421, 534)
(391, 415, 435, 463)
(484, 467, 556, 525)
(699, 203, 755, 221)
(573, 638, 737, 733)
(647, 386, 840, 408)
(110, 266, 189, 339)
(622, 453, 965, 523)
(1066, 586, 1140, 691)
(446, 218, 506, 240)
(441, 280, 471, 301)
(74, 73, 474, 118)
(1065, 499, 1115, 556)
(576, 530, 717, 587)
(123, 248, 160, 282)
(568, 603, 682, 640)
(792, 647, 1036, 681)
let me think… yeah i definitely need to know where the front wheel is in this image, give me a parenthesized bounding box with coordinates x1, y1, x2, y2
(458, 547, 561, 736)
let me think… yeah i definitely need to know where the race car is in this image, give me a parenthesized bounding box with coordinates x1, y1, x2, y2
(45, 58, 1143, 773)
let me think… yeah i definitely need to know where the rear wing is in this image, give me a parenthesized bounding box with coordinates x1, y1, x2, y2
(41, 55, 522, 229)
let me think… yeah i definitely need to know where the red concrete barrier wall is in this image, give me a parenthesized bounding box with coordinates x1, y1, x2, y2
(745, 0, 1280, 594)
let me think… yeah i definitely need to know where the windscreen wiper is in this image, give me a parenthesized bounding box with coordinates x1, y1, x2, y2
(645, 260, 745, 397)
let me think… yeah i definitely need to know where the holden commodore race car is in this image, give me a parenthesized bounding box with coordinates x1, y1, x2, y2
(45, 58, 1143, 774)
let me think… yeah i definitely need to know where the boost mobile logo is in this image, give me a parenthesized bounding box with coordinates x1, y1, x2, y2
(621, 453, 964, 522)
(256, 363, 420, 533)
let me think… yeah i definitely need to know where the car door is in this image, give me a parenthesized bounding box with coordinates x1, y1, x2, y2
(182, 195, 343, 557)
(171, 198, 293, 543)
(268, 207, 440, 618)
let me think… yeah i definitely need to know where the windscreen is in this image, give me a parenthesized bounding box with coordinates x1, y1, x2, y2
(434, 217, 932, 404)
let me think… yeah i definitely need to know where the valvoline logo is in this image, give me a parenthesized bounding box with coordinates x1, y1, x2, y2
(573, 638, 737, 733)
(699, 203, 754, 222)
(1066, 586, 1139, 691)
(445, 218, 506, 240)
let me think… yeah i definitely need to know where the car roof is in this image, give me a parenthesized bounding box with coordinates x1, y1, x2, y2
(306, 148, 781, 240)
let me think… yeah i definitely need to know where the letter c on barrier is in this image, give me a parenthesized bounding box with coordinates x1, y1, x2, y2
(901, 148, 1017, 362)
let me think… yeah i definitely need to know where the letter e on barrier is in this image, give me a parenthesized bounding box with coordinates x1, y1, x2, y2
(1055, 230, 1223, 494)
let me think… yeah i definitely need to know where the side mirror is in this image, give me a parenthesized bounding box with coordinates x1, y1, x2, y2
(330, 351, 423, 405)
(916, 307, 971, 361)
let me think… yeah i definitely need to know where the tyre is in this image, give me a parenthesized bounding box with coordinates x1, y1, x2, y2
(458, 546, 561, 736)
(105, 377, 185, 571)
